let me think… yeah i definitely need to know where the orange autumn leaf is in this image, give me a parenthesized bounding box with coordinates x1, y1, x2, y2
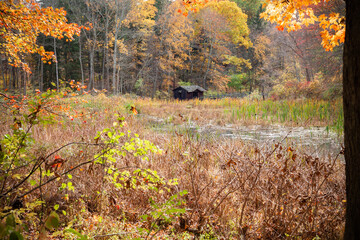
(130, 106, 138, 115)
(276, 25, 284, 31)
(0, 0, 89, 73)
(46, 155, 65, 172)
(261, 0, 345, 51)
(51, 163, 62, 169)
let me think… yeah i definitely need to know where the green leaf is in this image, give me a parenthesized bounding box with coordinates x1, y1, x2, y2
(6, 214, 16, 228)
(65, 228, 83, 237)
(45, 211, 60, 230)
(65, 228, 89, 239)
(12, 174, 22, 180)
(67, 182, 74, 192)
(54, 204, 59, 211)
(9, 231, 24, 240)
(179, 190, 188, 196)
(29, 180, 37, 186)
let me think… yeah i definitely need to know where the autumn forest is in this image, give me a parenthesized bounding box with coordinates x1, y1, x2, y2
(0, 0, 344, 99)
(1, 0, 355, 239)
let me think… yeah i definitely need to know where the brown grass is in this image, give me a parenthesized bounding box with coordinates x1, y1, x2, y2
(0, 94, 345, 239)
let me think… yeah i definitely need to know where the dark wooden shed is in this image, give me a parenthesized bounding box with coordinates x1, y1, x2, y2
(173, 85, 206, 100)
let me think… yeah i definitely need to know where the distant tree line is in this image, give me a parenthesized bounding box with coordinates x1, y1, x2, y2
(0, 0, 343, 98)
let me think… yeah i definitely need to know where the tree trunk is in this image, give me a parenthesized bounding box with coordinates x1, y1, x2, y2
(343, 0, 360, 239)
(203, 40, 214, 89)
(120, 73, 123, 94)
(102, 5, 110, 91)
(39, 38, 45, 92)
(16, 68, 19, 91)
(249, 70, 252, 92)
(0, 61, 5, 90)
(116, 67, 121, 93)
(152, 67, 158, 99)
(88, 42, 96, 91)
(112, 0, 121, 94)
(9, 67, 13, 90)
(79, 34, 85, 88)
(293, 59, 301, 82)
(97, 51, 101, 89)
(54, 38, 59, 90)
(23, 72, 27, 96)
(305, 66, 313, 82)
(40, 59, 44, 92)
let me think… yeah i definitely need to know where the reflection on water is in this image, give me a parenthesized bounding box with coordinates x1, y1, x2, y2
(143, 114, 343, 157)
(197, 124, 343, 156)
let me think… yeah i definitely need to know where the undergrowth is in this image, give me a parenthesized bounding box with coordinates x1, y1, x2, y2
(0, 92, 345, 239)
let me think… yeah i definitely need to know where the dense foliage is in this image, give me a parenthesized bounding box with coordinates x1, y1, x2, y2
(0, 0, 343, 99)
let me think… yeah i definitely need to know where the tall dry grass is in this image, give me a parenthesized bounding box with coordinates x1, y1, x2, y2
(0, 94, 345, 239)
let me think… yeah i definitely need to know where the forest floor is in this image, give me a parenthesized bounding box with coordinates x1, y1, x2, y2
(0, 93, 345, 239)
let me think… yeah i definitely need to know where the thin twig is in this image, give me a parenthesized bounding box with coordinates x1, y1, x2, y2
(0, 142, 104, 199)
(239, 130, 293, 228)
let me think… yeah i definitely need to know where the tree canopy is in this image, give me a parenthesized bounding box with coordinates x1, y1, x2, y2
(0, 0, 86, 72)
(260, 0, 345, 51)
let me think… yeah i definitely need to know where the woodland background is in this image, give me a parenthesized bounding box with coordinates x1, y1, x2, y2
(0, 0, 344, 99)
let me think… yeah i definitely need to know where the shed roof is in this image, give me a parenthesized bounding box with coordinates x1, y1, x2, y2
(173, 85, 206, 92)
